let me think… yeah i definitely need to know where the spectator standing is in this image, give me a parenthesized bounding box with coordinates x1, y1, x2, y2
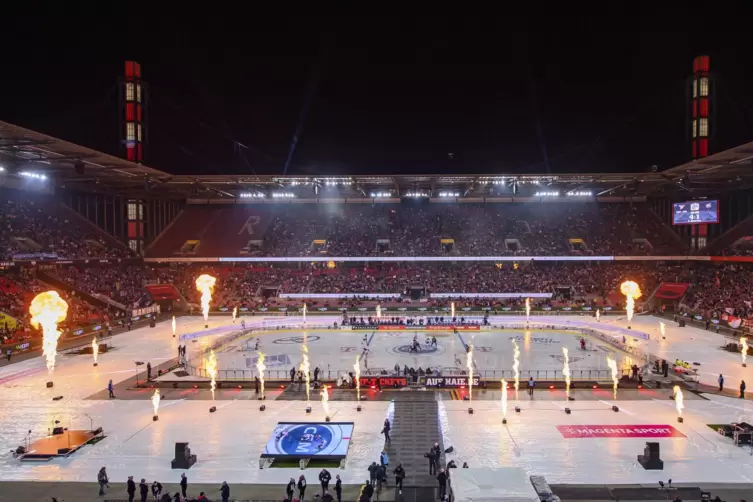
(335, 474, 342, 502)
(719, 374, 724, 392)
(298, 474, 307, 500)
(108, 379, 115, 398)
(286, 477, 296, 500)
(97, 467, 109, 496)
(437, 468, 448, 500)
(139, 479, 148, 502)
(179, 473, 188, 498)
(741, 380, 747, 399)
(127, 475, 136, 502)
(319, 468, 331, 496)
(382, 418, 391, 442)
(220, 481, 230, 502)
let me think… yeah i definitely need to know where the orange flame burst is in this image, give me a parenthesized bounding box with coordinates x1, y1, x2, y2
(195, 274, 217, 323)
(619, 281, 642, 323)
(30, 291, 69, 375)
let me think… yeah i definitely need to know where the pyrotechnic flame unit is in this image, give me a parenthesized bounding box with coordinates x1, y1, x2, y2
(195, 274, 217, 329)
(619, 281, 642, 329)
(354, 355, 362, 407)
(30, 291, 69, 387)
(501, 378, 508, 424)
(172, 315, 177, 338)
(606, 355, 619, 399)
(322, 385, 331, 421)
(673, 385, 685, 423)
(467, 341, 475, 414)
(204, 350, 218, 407)
(152, 389, 161, 421)
(92, 337, 99, 367)
(256, 352, 267, 403)
(741, 337, 748, 367)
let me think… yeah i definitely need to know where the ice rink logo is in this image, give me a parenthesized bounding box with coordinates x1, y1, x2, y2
(509, 335, 560, 344)
(389, 344, 445, 356)
(550, 354, 583, 364)
(273, 335, 321, 345)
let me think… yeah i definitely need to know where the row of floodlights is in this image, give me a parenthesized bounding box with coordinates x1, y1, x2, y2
(0, 167, 47, 180)
(240, 189, 592, 199)
(534, 191, 593, 197)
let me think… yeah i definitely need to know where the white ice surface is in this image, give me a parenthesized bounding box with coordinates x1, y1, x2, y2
(1, 313, 752, 484)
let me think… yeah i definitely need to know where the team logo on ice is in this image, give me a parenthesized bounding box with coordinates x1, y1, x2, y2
(388, 344, 445, 356)
(273, 335, 321, 345)
(550, 354, 583, 364)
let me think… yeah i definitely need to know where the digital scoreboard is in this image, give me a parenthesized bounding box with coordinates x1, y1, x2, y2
(672, 200, 719, 225)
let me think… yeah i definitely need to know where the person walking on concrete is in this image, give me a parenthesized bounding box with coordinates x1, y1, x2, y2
(741, 380, 747, 399)
(220, 481, 230, 502)
(139, 479, 148, 502)
(393, 463, 406, 495)
(528, 377, 535, 397)
(437, 468, 448, 500)
(719, 374, 724, 392)
(368, 461, 379, 485)
(319, 468, 332, 496)
(427, 448, 438, 475)
(335, 474, 342, 502)
(108, 380, 115, 398)
(179, 473, 188, 498)
(127, 475, 136, 502)
(147, 362, 152, 381)
(382, 418, 391, 442)
(97, 467, 109, 496)
(290, 367, 296, 383)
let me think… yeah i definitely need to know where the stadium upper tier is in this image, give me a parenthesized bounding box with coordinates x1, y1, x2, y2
(0, 190, 134, 261)
(147, 202, 685, 258)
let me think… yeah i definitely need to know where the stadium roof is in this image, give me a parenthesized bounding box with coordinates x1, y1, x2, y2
(0, 119, 752, 200)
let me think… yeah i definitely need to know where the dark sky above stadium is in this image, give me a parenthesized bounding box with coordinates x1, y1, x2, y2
(2, 12, 753, 177)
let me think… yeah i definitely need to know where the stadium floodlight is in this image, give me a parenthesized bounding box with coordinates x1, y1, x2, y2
(404, 191, 428, 198)
(20, 171, 47, 180)
(272, 192, 296, 198)
(370, 192, 391, 198)
(534, 191, 559, 197)
(239, 192, 265, 198)
(439, 192, 460, 197)
(566, 191, 593, 197)
(0, 166, 4, 172)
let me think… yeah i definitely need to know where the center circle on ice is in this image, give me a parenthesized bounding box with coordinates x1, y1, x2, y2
(389, 344, 445, 356)
(276, 424, 336, 455)
(273, 335, 321, 345)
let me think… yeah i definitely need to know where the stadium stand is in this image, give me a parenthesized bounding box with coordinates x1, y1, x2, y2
(146, 203, 686, 258)
(0, 189, 134, 260)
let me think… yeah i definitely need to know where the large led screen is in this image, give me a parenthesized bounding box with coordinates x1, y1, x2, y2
(262, 422, 354, 459)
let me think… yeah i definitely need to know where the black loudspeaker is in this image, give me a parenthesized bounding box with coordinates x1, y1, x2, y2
(678, 320, 686, 327)
(149, 319, 156, 328)
(74, 161, 85, 175)
(52, 427, 65, 435)
(171, 442, 197, 469)
(637, 441, 663, 470)
(57, 448, 71, 455)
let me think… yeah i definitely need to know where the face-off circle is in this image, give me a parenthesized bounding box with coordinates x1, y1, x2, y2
(388, 344, 446, 356)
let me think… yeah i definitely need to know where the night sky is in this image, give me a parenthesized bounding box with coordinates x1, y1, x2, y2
(2, 13, 753, 177)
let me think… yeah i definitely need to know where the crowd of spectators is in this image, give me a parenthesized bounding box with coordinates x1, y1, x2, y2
(247, 203, 685, 258)
(52, 266, 150, 309)
(0, 191, 134, 260)
(682, 264, 753, 320)
(0, 271, 110, 345)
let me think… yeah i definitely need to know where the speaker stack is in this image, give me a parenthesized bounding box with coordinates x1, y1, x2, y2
(637, 442, 663, 470)
(171, 442, 197, 469)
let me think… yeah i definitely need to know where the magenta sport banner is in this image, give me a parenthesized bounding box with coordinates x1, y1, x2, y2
(557, 425, 686, 438)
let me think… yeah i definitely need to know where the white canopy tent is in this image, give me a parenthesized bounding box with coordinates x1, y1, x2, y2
(450, 467, 540, 502)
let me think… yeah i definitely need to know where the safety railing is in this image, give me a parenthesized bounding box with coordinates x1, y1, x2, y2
(185, 365, 630, 382)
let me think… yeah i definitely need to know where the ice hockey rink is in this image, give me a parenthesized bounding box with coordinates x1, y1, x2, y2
(0, 312, 752, 484)
(189, 318, 638, 382)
